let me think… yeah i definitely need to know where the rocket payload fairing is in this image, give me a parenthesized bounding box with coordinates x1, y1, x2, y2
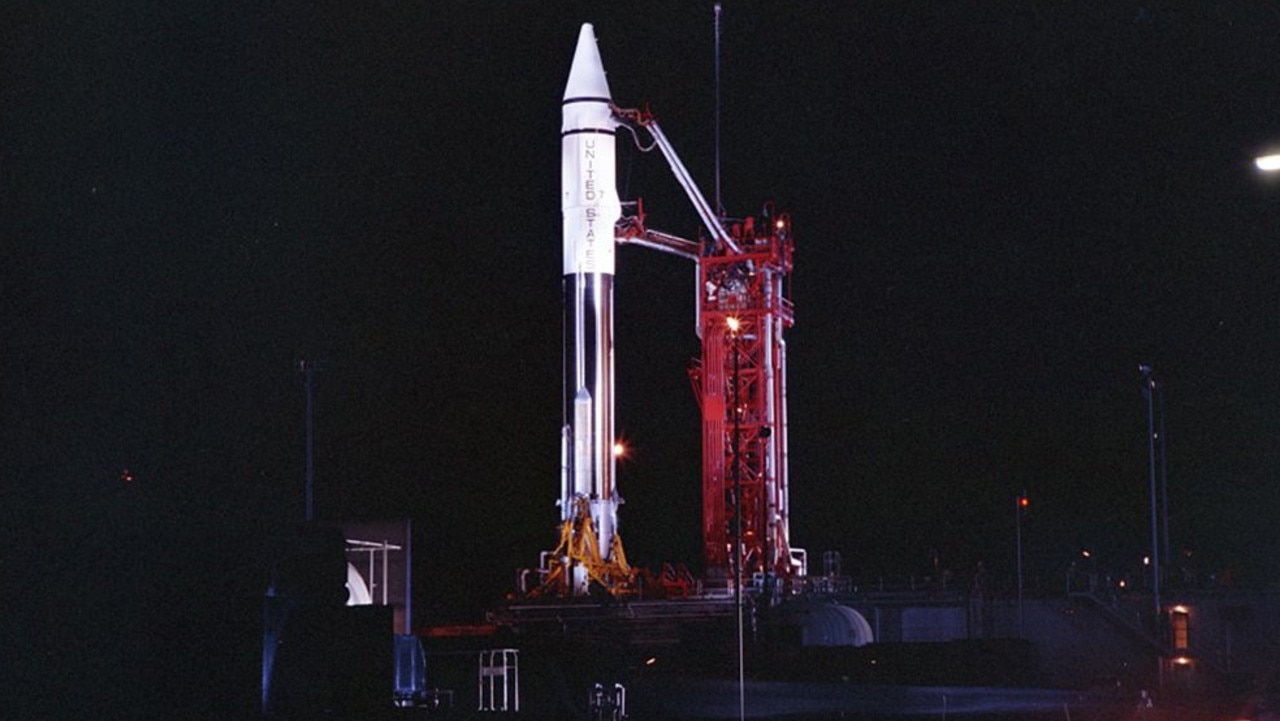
(561, 23, 622, 593)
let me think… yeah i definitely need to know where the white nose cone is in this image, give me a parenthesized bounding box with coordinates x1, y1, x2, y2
(561, 22, 620, 276)
(564, 23, 612, 102)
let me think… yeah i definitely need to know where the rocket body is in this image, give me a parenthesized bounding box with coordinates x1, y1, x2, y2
(561, 23, 621, 590)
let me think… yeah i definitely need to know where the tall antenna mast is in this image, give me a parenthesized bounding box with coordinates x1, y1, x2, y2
(714, 3, 724, 218)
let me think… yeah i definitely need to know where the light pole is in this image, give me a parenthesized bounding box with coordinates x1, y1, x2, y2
(297, 359, 329, 522)
(1015, 491, 1028, 637)
(298, 360, 319, 522)
(727, 315, 745, 721)
(1140, 365, 1161, 633)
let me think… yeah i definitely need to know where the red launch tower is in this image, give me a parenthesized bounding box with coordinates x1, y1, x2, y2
(690, 212, 796, 589)
(611, 106, 799, 593)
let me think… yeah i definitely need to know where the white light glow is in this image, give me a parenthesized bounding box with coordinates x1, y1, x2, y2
(1256, 154, 1280, 172)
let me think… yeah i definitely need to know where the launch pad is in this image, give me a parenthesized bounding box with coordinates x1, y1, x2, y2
(407, 25, 1134, 720)
(262, 21, 1205, 721)
(407, 23, 833, 717)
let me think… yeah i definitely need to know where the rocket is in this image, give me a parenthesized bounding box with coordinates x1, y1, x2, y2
(561, 23, 621, 593)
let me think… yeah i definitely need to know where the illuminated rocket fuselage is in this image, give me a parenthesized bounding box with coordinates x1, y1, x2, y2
(561, 23, 621, 591)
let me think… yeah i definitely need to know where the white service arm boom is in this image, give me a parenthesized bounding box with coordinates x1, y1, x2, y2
(613, 106, 743, 256)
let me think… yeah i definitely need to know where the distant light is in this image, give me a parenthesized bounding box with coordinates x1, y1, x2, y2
(1172, 604, 1189, 614)
(1081, 550, 1091, 558)
(1143, 556, 1150, 566)
(1118, 579, 1127, 589)
(120, 468, 135, 483)
(612, 442, 626, 458)
(1172, 656, 1192, 666)
(775, 218, 786, 230)
(1256, 154, 1280, 171)
(726, 316, 741, 333)
(645, 656, 657, 666)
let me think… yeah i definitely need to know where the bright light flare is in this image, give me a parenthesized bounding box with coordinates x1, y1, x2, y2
(1256, 154, 1280, 171)
(726, 316, 741, 333)
(612, 441, 627, 458)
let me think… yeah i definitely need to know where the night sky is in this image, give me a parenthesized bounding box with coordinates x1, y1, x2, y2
(8, 2, 1280, 715)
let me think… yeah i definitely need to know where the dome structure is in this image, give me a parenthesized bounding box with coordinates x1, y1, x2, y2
(777, 601, 875, 647)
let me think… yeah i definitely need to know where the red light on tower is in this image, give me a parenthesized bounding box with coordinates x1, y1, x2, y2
(1018, 493, 1029, 512)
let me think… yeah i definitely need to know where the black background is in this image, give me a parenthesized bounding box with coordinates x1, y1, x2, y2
(7, 2, 1280, 716)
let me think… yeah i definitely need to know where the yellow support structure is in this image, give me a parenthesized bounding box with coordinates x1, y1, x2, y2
(532, 496, 635, 598)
